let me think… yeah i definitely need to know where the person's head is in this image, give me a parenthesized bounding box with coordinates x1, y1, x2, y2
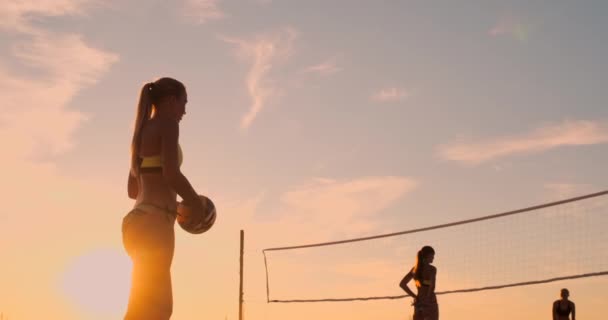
(413, 245, 435, 280)
(419, 246, 435, 264)
(130, 77, 187, 175)
(560, 288, 570, 299)
(145, 77, 188, 122)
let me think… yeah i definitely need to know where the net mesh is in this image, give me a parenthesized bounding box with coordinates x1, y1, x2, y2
(262, 190, 608, 302)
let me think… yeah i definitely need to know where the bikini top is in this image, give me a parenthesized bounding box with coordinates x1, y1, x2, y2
(139, 144, 183, 173)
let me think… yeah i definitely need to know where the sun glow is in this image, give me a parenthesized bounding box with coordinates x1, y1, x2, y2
(59, 247, 132, 317)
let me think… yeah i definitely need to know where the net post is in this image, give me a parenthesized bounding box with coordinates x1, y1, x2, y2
(263, 250, 271, 303)
(239, 230, 244, 320)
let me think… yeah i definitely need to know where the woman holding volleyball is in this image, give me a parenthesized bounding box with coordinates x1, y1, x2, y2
(123, 77, 205, 319)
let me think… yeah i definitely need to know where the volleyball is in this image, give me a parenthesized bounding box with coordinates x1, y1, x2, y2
(177, 195, 217, 234)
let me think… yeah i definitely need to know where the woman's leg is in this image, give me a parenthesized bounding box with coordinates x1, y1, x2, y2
(123, 208, 175, 320)
(413, 303, 438, 320)
(125, 250, 174, 319)
(428, 304, 439, 320)
(412, 305, 424, 320)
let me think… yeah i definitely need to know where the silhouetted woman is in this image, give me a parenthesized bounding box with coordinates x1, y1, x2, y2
(553, 288, 576, 320)
(399, 246, 438, 320)
(123, 77, 204, 319)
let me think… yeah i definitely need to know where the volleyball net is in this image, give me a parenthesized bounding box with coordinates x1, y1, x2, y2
(262, 190, 608, 303)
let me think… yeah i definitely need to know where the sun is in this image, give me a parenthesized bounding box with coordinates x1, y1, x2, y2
(59, 247, 132, 317)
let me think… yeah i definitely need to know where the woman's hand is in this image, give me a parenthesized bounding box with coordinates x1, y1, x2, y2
(411, 296, 419, 306)
(179, 196, 205, 225)
(190, 196, 205, 213)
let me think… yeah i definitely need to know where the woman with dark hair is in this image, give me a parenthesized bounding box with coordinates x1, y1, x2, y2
(123, 77, 205, 319)
(399, 246, 438, 320)
(553, 288, 576, 320)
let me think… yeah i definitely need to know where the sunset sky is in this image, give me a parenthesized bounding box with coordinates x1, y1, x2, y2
(1, 0, 608, 319)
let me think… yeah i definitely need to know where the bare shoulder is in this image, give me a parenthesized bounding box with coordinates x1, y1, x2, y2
(158, 117, 179, 134)
(155, 118, 179, 144)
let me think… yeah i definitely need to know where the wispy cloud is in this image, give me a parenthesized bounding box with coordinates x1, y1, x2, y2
(228, 176, 416, 247)
(1, 42, 117, 161)
(181, 0, 225, 24)
(0, 0, 97, 32)
(437, 120, 608, 166)
(220, 28, 297, 129)
(0, 1, 118, 164)
(371, 87, 410, 102)
(488, 16, 530, 42)
(277, 176, 417, 240)
(544, 183, 596, 200)
(303, 59, 340, 76)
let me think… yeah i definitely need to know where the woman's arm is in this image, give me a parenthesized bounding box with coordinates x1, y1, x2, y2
(552, 301, 558, 320)
(160, 119, 201, 206)
(128, 172, 138, 199)
(399, 269, 417, 299)
(571, 302, 575, 320)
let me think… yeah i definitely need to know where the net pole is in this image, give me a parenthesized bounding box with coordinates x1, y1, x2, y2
(239, 230, 244, 320)
(263, 250, 271, 302)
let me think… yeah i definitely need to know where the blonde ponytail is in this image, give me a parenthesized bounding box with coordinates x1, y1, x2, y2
(130, 82, 154, 177)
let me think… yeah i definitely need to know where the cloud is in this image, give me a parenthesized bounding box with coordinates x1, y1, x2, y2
(543, 183, 597, 200)
(488, 16, 530, 42)
(228, 175, 416, 251)
(220, 28, 297, 129)
(276, 176, 417, 241)
(0, 1, 118, 161)
(0, 0, 99, 33)
(371, 87, 410, 102)
(303, 60, 340, 76)
(437, 120, 608, 165)
(181, 0, 225, 24)
(0, 32, 118, 161)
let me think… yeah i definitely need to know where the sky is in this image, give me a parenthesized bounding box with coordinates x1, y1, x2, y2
(1, 0, 607, 319)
